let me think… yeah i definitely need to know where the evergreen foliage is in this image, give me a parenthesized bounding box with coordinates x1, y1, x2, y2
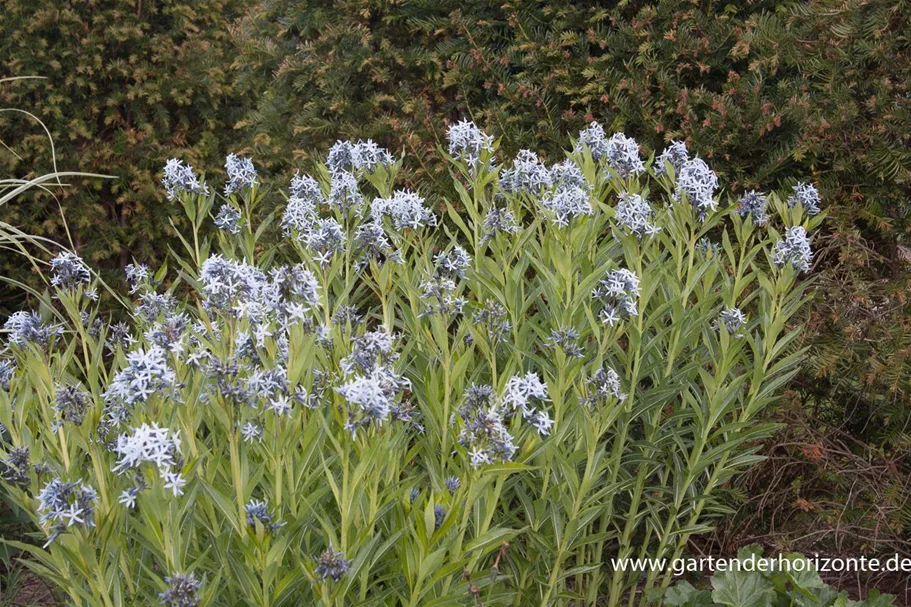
(0, 0, 247, 306)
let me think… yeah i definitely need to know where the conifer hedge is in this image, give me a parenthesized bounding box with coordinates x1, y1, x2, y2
(0, 0, 246, 304)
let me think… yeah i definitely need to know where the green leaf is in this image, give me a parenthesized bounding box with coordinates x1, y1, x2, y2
(711, 568, 774, 607)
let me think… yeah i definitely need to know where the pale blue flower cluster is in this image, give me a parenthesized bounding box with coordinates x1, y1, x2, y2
(245, 498, 285, 533)
(456, 373, 551, 467)
(655, 140, 689, 177)
(787, 182, 822, 216)
(333, 305, 363, 326)
(133, 291, 178, 328)
(550, 160, 588, 190)
(456, 385, 517, 467)
(0, 446, 29, 488)
(546, 328, 583, 359)
(335, 329, 415, 438)
(118, 480, 144, 509)
(103, 345, 177, 409)
(214, 204, 243, 234)
(281, 172, 350, 265)
(482, 206, 520, 242)
(159, 572, 201, 607)
(315, 545, 351, 582)
(501, 372, 553, 435)
(501, 150, 553, 195)
(717, 307, 746, 338)
(605, 132, 646, 177)
(112, 422, 186, 497)
(353, 221, 403, 270)
(448, 119, 495, 173)
(773, 226, 813, 272)
(329, 169, 364, 213)
(125, 262, 154, 294)
(197, 256, 320, 333)
(434, 504, 447, 528)
(421, 247, 472, 317)
(112, 422, 181, 473)
(305, 219, 348, 267)
(615, 193, 660, 238)
(575, 121, 609, 159)
(199, 255, 269, 318)
(3, 311, 61, 348)
(541, 188, 593, 228)
(574, 122, 645, 177)
(290, 172, 325, 204)
(592, 268, 640, 326)
(107, 321, 135, 352)
(0, 359, 15, 391)
(268, 264, 322, 320)
(433, 246, 472, 279)
(473, 300, 512, 344)
(49, 251, 91, 291)
(141, 310, 190, 356)
(371, 190, 437, 231)
(737, 190, 768, 224)
(327, 139, 394, 174)
(37, 478, 97, 546)
(162, 159, 209, 201)
(53, 384, 90, 429)
(675, 158, 719, 220)
(540, 160, 593, 227)
(582, 367, 626, 406)
(444, 475, 461, 495)
(241, 422, 264, 444)
(696, 237, 722, 257)
(224, 153, 258, 196)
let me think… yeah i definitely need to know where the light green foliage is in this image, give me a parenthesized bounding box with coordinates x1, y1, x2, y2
(0, 131, 817, 605)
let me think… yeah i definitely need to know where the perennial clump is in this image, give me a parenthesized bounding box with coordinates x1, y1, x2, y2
(0, 121, 820, 606)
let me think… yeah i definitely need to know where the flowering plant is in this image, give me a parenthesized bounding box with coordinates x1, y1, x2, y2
(0, 123, 821, 606)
